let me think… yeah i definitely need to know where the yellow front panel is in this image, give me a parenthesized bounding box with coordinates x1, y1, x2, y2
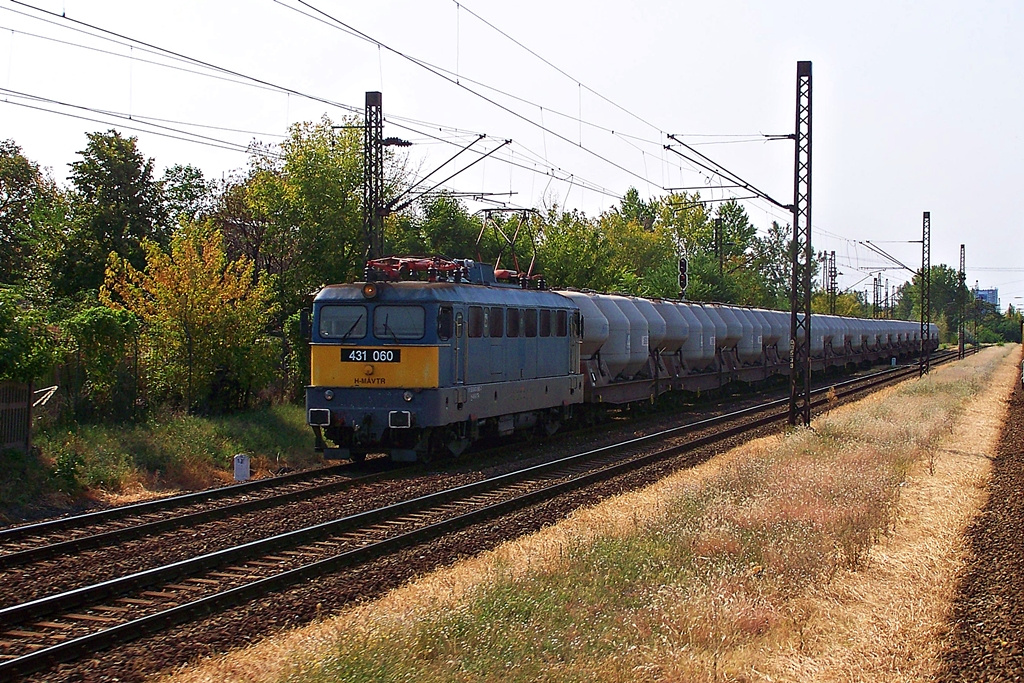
(311, 345, 440, 389)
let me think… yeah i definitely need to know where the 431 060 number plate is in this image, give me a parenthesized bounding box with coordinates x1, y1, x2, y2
(341, 348, 402, 363)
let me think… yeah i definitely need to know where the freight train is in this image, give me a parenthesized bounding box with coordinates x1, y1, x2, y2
(305, 257, 938, 462)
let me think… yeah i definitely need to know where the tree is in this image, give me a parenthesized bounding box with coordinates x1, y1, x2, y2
(534, 206, 617, 292)
(599, 197, 678, 297)
(390, 193, 497, 261)
(220, 117, 374, 315)
(0, 140, 41, 285)
(813, 290, 870, 317)
(0, 141, 67, 294)
(893, 264, 969, 341)
(0, 287, 56, 383)
(214, 169, 284, 288)
(162, 164, 214, 225)
(101, 223, 278, 412)
(662, 198, 787, 306)
(62, 306, 140, 420)
(749, 221, 792, 309)
(53, 131, 168, 298)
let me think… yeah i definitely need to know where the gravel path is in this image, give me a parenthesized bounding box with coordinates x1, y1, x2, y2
(940, 358, 1024, 681)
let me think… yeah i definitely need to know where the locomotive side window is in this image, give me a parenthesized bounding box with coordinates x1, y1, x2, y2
(373, 305, 425, 340)
(524, 309, 538, 337)
(506, 308, 520, 338)
(539, 309, 552, 337)
(319, 305, 367, 339)
(468, 306, 484, 338)
(556, 310, 568, 337)
(488, 307, 504, 338)
(438, 306, 454, 340)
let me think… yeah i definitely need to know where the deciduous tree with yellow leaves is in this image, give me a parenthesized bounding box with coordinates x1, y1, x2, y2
(101, 223, 278, 412)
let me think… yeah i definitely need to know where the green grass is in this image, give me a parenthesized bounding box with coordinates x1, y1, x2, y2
(2, 404, 319, 514)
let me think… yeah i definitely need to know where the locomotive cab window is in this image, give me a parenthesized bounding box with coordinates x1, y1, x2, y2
(524, 309, 538, 337)
(556, 310, 568, 337)
(468, 306, 484, 338)
(506, 308, 520, 338)
(373, 305, 425, 340)
(438, 306, 454, 340)
(488, 307, 504, 338)
(319, 305, 367, 340)
(540, 309, 552, 337)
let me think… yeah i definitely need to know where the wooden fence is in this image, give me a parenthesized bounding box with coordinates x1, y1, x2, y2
(0, 382, 31, 454)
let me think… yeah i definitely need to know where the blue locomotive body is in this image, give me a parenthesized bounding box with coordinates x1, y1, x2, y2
(306, 271, 583, 461)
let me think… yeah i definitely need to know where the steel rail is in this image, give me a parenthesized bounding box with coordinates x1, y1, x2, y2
(0, 462, 358, 543)
(0, 464, 402, 571)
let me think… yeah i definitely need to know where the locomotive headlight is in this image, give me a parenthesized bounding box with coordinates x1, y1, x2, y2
(324, 389, 334, 401)
(403, 391, 413, 402)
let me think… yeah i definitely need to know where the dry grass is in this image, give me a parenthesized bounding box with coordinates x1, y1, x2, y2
(162, 346, 1019, 683)
(762, 347, 1019, 682)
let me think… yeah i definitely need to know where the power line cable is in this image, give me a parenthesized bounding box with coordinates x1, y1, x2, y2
(452, 1, 664, 135)
(0, 19, 289, 96)
(1, 85, 285, 139)
(7, 0, 772, 215)
(8, 1, 364, 115)
(276, 0, 662, 190)
(1, 97, 268, 156)
(7, 0, 631, 204)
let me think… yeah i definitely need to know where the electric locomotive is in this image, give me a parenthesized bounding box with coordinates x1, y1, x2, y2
(306, 257, 583, 462)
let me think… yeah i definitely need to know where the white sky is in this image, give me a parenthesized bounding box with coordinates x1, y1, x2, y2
(2, 0, 1022, 310)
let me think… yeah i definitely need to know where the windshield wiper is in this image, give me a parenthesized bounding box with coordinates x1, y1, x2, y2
(381, 314, 400, 344)
(339, 314, 364, 343)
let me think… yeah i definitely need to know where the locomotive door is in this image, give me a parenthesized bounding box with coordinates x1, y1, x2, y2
(454, 311, 466, 384)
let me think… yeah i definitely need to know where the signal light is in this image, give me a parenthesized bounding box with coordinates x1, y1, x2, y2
(362, 283, 378, 299)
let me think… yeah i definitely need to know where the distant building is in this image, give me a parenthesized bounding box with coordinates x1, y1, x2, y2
(976, 288, 999, 307)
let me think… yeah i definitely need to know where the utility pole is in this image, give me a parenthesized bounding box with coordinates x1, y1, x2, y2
(919, 211, 931, 376)
(678, 255, 689, 300)
(973, 280, 980, 343)
(714, 217, 724, 277)
(789, 61, 813, 428)
(873, 276, 881, 319)
(363, 91, 384, 261)
(959, 244, 966, 359)
(825, 251, 837, 315)
(884, 279, 890, 319)
(829, 251, 837, 315)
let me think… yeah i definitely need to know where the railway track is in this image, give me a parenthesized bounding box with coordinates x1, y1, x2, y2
(0, 352, 959, 680)
(0, 458, 403, 571)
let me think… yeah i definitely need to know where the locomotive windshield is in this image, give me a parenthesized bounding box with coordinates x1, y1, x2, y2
(373, 305, 425, 340)
(319, 305, 367, 340)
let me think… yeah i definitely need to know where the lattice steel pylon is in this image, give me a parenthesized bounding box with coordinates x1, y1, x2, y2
(827, 250, 837, 315)
(958, 243, 966, 359)
(363, 91, 384, 261)
(919, 211, 931, 376)
(873, 276, 881, 319)
(789, 61, 813, 427)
